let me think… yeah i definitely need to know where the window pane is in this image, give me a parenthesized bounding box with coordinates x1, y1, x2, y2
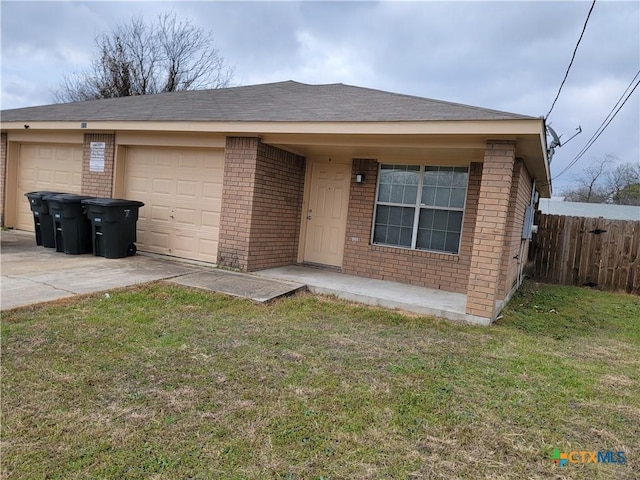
(403, 185, 418, 204)
(399, 227, 413, 247)
(386, 226, 401, 245)
(430, 230, 446, 250)
(449, 187, 466, 208)
(434, 187, 451, 207)
(416, 208, 462, 253)
(377, 183, 391, 202)
(432, 210, 448, 230)
(423, 166, 438, 186)
(421, 185, 436, 205)
(373, 225, 387, 243)
(421, 166, 469, 208)
(390, 184, 405, 203)
(448, 211, 464, 231)
(416, 228, 431, 250)
(391, 171, 406, 184)
(379, 166, 394, 184)
(437, 167, 454, 186)
(419, 208, 434, 229)
(444, 232, 461, 253)
(380, 165, 420, 205)
(375, 165, 467, 253)
(401, 208, 415, 227)
(388, 206, 403, 226)
(375, 205, 390, 224)
(373, 206, 415, 247)
(452, 168, 469, 186)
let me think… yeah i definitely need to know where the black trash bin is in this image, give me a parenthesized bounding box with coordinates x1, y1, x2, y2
(81, 198, 145, 258)
(43, 194, 95, 254)
(24, 191, 66, 247)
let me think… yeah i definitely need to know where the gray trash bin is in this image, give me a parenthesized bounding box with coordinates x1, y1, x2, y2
(24, 191, 66, 247)
(82, 198, 145, 258)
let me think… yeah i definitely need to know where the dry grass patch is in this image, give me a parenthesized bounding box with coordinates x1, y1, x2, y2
(2, 281, 638, 479)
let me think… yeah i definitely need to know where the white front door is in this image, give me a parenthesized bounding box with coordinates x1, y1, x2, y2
(303, 162, 351, 267)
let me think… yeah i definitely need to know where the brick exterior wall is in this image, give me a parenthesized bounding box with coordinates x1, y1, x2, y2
(81, 133, 115, 197)
(0, 132, 6, 226)
(465, 140, 517, 320)
(248, 141, 306, 270)
(217, 137, 305, 271)
(498, 159, 533, 299)
(217, 137, 257, 269)
(341, 159, 482, 293)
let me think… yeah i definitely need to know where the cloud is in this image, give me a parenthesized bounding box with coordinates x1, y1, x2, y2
(245, 30, 374, 86)
(0, 0, 637, 193)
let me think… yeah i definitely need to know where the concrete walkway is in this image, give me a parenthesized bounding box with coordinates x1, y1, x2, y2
(169, 270, 305, 302)
(255, 265, 469, 322)
(2, 230, 469, 321)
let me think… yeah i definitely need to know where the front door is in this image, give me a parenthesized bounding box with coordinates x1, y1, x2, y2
(303, 162, 351, 267)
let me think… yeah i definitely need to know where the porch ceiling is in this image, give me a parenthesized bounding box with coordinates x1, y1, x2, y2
(264, 132, 550, 197)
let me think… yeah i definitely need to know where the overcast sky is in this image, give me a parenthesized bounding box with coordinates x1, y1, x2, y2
(1, 0, 638, 193)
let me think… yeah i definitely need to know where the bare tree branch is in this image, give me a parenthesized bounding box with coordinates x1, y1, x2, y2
(562, 156, 613, 203)
(53, 12, 233, 102)
(607, 162, 640, 206)
(562, 155, 640, 205)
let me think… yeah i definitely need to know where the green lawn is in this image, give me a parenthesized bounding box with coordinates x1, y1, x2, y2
(2, 281, 638, 479)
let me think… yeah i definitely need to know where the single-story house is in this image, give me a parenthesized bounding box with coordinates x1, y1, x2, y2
(0, 81, 551, 324)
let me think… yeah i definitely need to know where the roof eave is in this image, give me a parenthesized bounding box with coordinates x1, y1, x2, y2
(1, 118, 544, 135)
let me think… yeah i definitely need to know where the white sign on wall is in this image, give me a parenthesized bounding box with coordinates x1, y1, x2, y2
(89, 142, 106, 172)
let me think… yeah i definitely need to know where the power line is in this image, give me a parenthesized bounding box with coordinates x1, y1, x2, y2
(552, 71, 640, 181)
(545, 0, 597, 120)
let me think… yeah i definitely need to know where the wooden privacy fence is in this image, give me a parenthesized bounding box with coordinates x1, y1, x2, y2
(533, 213, 640, 294)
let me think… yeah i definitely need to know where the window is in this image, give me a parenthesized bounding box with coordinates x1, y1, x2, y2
(373, 164, 469, 254)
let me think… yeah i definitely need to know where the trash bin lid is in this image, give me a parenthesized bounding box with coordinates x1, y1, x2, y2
(81, 198, 145, 208)
(25, 191, 66, 199)
(42, 193, 95, 204)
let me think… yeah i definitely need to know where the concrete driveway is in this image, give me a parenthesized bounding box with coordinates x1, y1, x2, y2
(1, 230, 306, 311)
(1, 230, 204, 310)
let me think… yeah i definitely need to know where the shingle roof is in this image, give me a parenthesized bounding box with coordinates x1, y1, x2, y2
(1, 80, 535, 123)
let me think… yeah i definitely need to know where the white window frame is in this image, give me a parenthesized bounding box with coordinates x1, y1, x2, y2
(370, 164, 469, 254)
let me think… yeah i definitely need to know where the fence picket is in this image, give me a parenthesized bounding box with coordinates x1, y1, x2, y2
(533, 213, 640, 294)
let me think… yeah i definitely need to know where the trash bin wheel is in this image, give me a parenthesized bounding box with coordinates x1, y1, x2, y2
(127, 243, 137, 256)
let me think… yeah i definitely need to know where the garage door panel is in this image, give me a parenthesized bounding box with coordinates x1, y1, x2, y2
(150, 205, 172, 222)
(148, 230, 171, 249)
(202, 182, 222, 200)
(124, 146, 223, 262)
(176, 180, 199, 198)
(152, 178, 173, 195)
(198, 239, 219, 262)
(126, 176, 148, 195)
(178, 156, 199, 169)
(16, 143, 83, 231)
(174, 207, 198, 225)
(201, 211, 220, 228)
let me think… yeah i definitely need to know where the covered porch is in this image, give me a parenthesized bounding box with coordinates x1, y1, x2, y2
(254, 265, 473, 324)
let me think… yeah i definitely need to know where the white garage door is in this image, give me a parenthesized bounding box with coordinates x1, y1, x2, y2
(16, 143, 83, 231)
(124, 146, 224, 263)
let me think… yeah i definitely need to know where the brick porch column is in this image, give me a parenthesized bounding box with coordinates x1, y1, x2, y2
(217, 137, 305, 271)
(217, 137, 260, 271)
(465, 140, 516, 322)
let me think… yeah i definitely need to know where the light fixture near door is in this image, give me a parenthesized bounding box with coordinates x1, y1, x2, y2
(355, 174, 365, 184)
